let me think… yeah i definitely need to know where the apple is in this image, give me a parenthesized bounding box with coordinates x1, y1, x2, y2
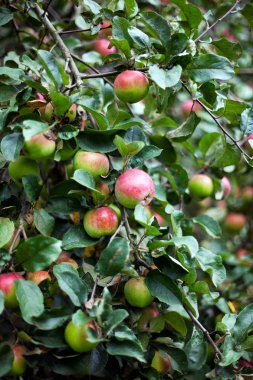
(98, 20, 112, 37)
(8, 345, 27, 376)
(146, 206, 165, 226)
(65, 104, 77, 122)
(225, 213, 246, 233)
(3, 229, 20, 250)
(115, 169, 155, 209)
(27, 270, 51, 285)
(94, 39, 116, 56)
(236, 249, 249, 259)
(8, 156, 40, 183)
(73, 150, 110, 178)
(182, 99, 201, 115)
(114, 70, 149, 104)
(39, 102, 54, 122)
(124, 277, 154, 308)
(108, 204, 122, 221)
(24, 133, 56, 160)
(92, 181, 111, 205)
(56, 251, 79, 268)
(137, 305, 159, 331)
(188, 174, 213, 199)
(221, 176, 231, 199)
(242, 186, 253, 203)
(151, 350, 171, 374)
(64, 317, 99, 353)
(0, 273, 25, 308)
(83, 207, 119, 238)
(223, 29, 237, 42)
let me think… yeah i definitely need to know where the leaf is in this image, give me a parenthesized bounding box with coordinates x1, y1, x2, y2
(212, 38, 242, 60)
(0, 67, 24, 84)
(149, 135, 176, 164)
(84, 0, 101, 14)
(113, 135, 144, 157)
(220, 335, 242, 367)
(62, 225, 98, 250)
(140, 12, 171, 48)
(50, 91, 72, 118)
(106, 341, 145, 362)
(72, 169, 102, 197)
(77, 129, 124, 153)
(34, 208, 55, 236)
(233, 304, 253, 343)
(22, 120, 49, 141)
(0, 344, 13, 377)
(15, 280, 44, 323)
(167, 113, 200, 142)
(38, 50, 62, 89)
(0, 217, 14, 248)
(103, 309, 129, 334)
(185, 327, 207, 370)
(128, 26, 150, 49)
(164, 311, 187, 336)
(125, 0, 138, 18)
(22, 175, 42, 203)
(131, 145, 162, 167)
(171, 0, 203, 32)
(0, 8, 13, 26)
(170, 236, 199, 257)
(166, 164, 189, 194)
(53, 263, 88, 307)
(196, 248, 226, 287)
(16, 236, 62, 271)
(77, 105, 109, 130)
(188, 54, 234, 83)
(241, 3, 253, 28)
(146, 270, 182, 306)
(32, 307, 72, 330)
(0, 291, 4, 315)
(240, 107, 253, 135)
(212, 142, 241, 168)
(193, 214, 221, 238)
(1, 133, 24, 161)
(148, 65, 182, 90)
(96, 238, 130, 276)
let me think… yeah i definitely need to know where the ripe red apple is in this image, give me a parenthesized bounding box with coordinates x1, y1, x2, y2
(137, 305, 159, 331)
(24, 133, 56, 160)
(8, 345, 27, 376)
(151, 351, 171, 374)
(114, 70, 149, 104)
(94, 39, 116, 56)
(0, 273, 25, 308)
(188, 174, 214, 199)
(64, 316, 99, 353)
(182, 99, 201, 115)
(236, 249, 249, 259)
(225, 213, 246, 233)
(8, 157, 40, 183)
(83, 207, 119, 238)
(73, 150, 110, 178)
(56, 252, 79, 268)
(124, 277, 154, 308)
(221, 176, 231, 199)
(146, 206, 165, 226)
(27, 271, 51, 285)
(115, 169, 155, 209)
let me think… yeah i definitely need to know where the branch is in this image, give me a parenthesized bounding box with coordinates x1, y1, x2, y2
(195, 0, 242, 43)
(59, 26, 111, 35)
(183, 305, 222, 360)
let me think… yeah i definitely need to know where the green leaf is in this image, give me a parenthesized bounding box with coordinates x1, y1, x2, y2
(34, 208, 55, 236)
(0, 217, 14, 248)
(16, 236, 62, 271)
(146, 270, 182, 306)
(58, 125, 79, 140)
(241, 3, 253, 28)
(188, 54, 234, 83)
(22, 120, 49, 141)
(148, 65, 182, 90)
(212, 38, 242, 61)
(0, 84, 18, 102)
(22, 175, 42, 203)
(128, 26, 150, 49)
(1, 133, 24, 161)
(149, 135, 176, 164)
(77, 129, 123, 153)
(0, 291, 4, 314)
(167, 113, 200, 142)
(77, 105, 109, 130)
(111, 16, 132, 58)
(220, 335, 242, 366)
(233, 304, 253, 343)
(62, 225, 98, 250)
(164, 311, 187, 336)
(185, 327, 207, 370)
(140, 12, 171, 48)
(38, 50, 62, 89)
(32, 307, 72, 330)
(131, 145, 162, 167)
(170, 236, 199, 257)
(171, 0, 203, 32)
(84, 0, 101, 14)
(72, 169, 102, 197)
(193, 214, 221, 238)
(125, 0, 138, 18)
(15, 280, 44, 323)
(240, 107, 253, 135)
(0, 344, 13, 377)
(53, 263, 88, 307)
(96, 238, 130, 276)
(113, 135, 144, 157)
(50, 91, 72, 118)
(0, 8, 13, 26)
(166, 164, 189, 194)
(103, 309, 129, 335)
(196, 248, 226, 287)
(106, 341, 145, 362)
(212, 142, 241, 168)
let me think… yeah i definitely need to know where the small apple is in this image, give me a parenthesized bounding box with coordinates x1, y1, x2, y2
(98, 20, 112, 37)
(114, 70, 149, 104)
(27, 271, 51, 285)
(94, 39, 116, 56)
(124, 277, 154, 308)
(221, 176, 231, 199)
(83, 207, 119, 238)
(56, 252, 78, 268)
(115, 169, 155, 209)
(8, 157, 40, 184)
(236, 249, 249, 259)
(65, 104, 77, 122)
(8, 345, 27, 376)
(242, 186, 253, 203)
(188, 174, 213, 199)
(64, 316, 99, 353)
(225, 213, 246, 233)
(24, 133, 56, 160)
(223, 29, 237, 42)
(73, 150, 110, 178)
(137, 305, 159, 331)
(0, 273, 25, 308)
(92, 181, 111, 205)
(151, 350, 171, 374)
(39, 102, 54, 122)
(182, 99, 201, 115)
(3, 229, 20, 250)
(146, 206, 165, 226)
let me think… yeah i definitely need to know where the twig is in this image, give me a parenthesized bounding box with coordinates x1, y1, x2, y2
(8, 225, 22, 254)
(183, 305, 222, 360)
(59, 26, 111, 35)
(195, 0, 242, 43)
(108, 219, 124, 245)
(85, 275, 98, 309)
(238, 68, 253, 75)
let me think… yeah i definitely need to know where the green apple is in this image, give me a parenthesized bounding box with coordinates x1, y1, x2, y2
(114, 70, 149, 104)
(151, 350, 171, 374)
(8, 157, 40, 184)
(24, 133, 56, 160)
(73, 150, 110, 178)
(124, 277, 154, 308)
(8, 346, 27, 376)
(188, 174, 213, 199)
(64, 317, 99, 353)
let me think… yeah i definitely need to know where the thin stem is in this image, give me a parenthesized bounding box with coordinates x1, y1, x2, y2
(108, 219, 124, 245)
(85, 275, 98, 309)
(59, 26, 111, 35)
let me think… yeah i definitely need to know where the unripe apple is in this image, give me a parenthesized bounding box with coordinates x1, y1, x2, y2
(0, 273, 25, 308)
(83, 207, 119, 238)
(3, 229, 20, 250)
(8, 345, 27, 376)
(137, 305, 159, 331)
(182, 99, 201, 115)
(65, 104, 77, 122)
(242, 186, 253, 203)
(73, 150, 110, 178)
(56, 252, 78, 268)
(27, 271, 51, 285)
(115, 169, 155, 209)
(9, 157, 40, 183)
(221, 176, 231, 199)
(24, 133, 56, 160)
(39, 102, 54, 122)
(225, 213, 246, 233)
(64, 316, 99, 353)
(94, 39, 116, 56)
(124, 277, 154, 308)
(114, 70, 149, 104)
(188, 174, 214, 199)
(151, 351, 171, 374)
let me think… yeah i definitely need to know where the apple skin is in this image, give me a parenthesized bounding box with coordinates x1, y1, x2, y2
(24, 133, 56, 160)
(151, 350, 171, 374)
(146, 206, 165, 226)
(83, 207, 119, 238)
(182, 99, 201, 115)
(108, 204, 122, 221)
(114, 70, 149, 104)
(8, 345, 27, 376)
(92, 181, 111, 205)
(221, 176, 231, 199)
(137, 305, 159, 331)
(27, 271, 51, 285)
(94, 39, 116, 56)
(225, 213, 246, 233)
(188, 174, 214, 200)
(124, 277, 154, 308)
(242, 186, 253, 203)
(39, 102, 54, 122)
(65, 104, 77, 122)
(115, 169, 155, 209)
(56, 252, 79, 268)
(9, 157, 40, 183)
(64, 319, 99, 353)
(0, 273, 25, 308)
(98, 20, 112, 37)
(73, 150, 110, 178)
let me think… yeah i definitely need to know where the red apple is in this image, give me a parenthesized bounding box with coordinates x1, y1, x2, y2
(92, 181, 111, 204)
(64, 315, 99, 353)
(221, 176, 231, 199)
(24, 133, 56, 160)
(27, 271, 51, 285)
(94, 39, 116, 56)
(242, 186, 253, 203)
(124, 277, 154, 308)
(225, 213, 246, 233)
(8, 345, 27, 376)
(83, 207, 119, 238)
(115, 169, 155, 209)
(0, 273, 25, 308)
(151, 350, 171, 374)
(114, 70, 149, 103)
(188, 174, 214, 200)
(73, 150, 110, 178)
(182, 99, 201, 115)
(8, 157, 40, 184)
(57, 252, 79, 268)
(236, 249, 249, 259)
(98, 20, 112, 37)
